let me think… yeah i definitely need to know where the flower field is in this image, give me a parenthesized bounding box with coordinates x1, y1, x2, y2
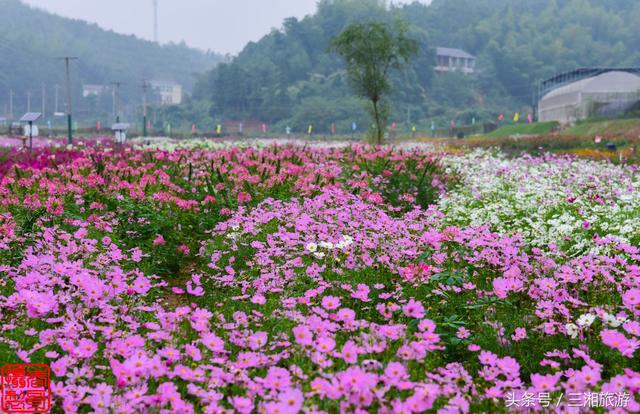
(0, 142, 638, 413)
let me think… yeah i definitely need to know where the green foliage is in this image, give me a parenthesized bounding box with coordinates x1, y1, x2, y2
(331, 20, 418, 144)
(0, 0, 223, 121)
(484, 121, 560, 137)
(193, 0, 640, 131)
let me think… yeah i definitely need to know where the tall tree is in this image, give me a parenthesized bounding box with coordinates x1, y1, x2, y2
(331, 20, 417, 144)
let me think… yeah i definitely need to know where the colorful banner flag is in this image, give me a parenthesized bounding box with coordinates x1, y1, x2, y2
(527, 114, 533, 123)
(261, 123, 267, 134)
(498, 114, 504, 122)
(331, 123, 336, 135)
(96, 120, 101, 130)
(216, 124, 222, 135)
(308, 125, 313, 135)
(514, 113, 520, 122)
(191, 124, 197, 133)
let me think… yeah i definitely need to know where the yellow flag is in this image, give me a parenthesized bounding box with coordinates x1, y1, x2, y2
(514, 113, 520, 122)
(308, 125, 313, 135)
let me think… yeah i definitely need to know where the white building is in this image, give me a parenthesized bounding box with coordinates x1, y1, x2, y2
(150, 81, 183, 105)
(538, 71, 640, 125)
(435, 47, 476, 74)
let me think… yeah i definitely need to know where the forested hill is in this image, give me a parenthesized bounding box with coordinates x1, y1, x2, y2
(0, 0, 223, 113)
(194, 0, 640, 132)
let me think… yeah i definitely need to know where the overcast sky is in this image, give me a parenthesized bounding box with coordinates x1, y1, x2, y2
(21, 0, 429, 55)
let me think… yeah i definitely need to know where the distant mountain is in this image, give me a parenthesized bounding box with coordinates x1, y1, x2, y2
(0, 0, 224, 120)
(194, 0, 640, 131)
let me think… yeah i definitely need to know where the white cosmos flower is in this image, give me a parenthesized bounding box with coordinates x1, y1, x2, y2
(603, 313, 623, 327)
(305, 242, 318, 253)
(565, 323, 579, 339)
(576, 313, 595, 327)
(319, 241, 334, 249)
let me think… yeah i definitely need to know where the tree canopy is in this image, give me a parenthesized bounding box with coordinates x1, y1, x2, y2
(0, 0, 223, 121)
(331, 20, 417, 143)
(194, 0, 640, 133)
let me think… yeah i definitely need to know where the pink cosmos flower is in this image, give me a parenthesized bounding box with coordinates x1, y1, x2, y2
(278, 388, 303, 414)
(77, 338, 98, 358)
(131, 275, 151, 295)
(292, 325, 313, 346)
(231, 396, 253, 414)
(601, 329, 639, 357)
(402, 299, 425, 319)
(152, 234, 166, 245)
(479, 351, 498, 366)
(248, 331, 268, 350)
(201, 332, 225, 353)
(184, 344, 202, 361)
(622, 288, 640, 314)
(511, 327, 527, 341)
(384, 362, 408, 386)
(456, 327, 471, 339)
(316, 336, 336, 353)
(251, 294, 266, 305)
(340, 340, 359, 364)
(321, 295, 341, 310)
(530, 373, 561, 392)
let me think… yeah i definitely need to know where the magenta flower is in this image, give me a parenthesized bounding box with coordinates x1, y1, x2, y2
(601, 329, 639, 357)
(456, 327, 471, 339)
(321, 295, 341, 310)
(402, 299, 425, 319)
(293, 325, 313, 346)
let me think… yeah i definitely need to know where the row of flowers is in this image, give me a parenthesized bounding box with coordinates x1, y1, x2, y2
(0, 143, 637, 413)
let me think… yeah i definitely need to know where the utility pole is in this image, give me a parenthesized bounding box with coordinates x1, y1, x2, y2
(111, 82, 122, 122)
(58, 57, 78, 145)
(27, 91, 31, 112)
(54, 84, 60, 114)
(41, 83, 46, 117)
(142, 80, 149, 137)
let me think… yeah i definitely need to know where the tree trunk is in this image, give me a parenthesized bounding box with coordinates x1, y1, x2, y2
(372, 99, 383, 145)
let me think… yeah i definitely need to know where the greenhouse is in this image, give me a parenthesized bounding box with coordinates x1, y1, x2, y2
(538, 70, 640, 124)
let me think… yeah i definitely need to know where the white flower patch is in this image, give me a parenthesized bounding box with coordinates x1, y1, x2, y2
(439, 150, 640, 253)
